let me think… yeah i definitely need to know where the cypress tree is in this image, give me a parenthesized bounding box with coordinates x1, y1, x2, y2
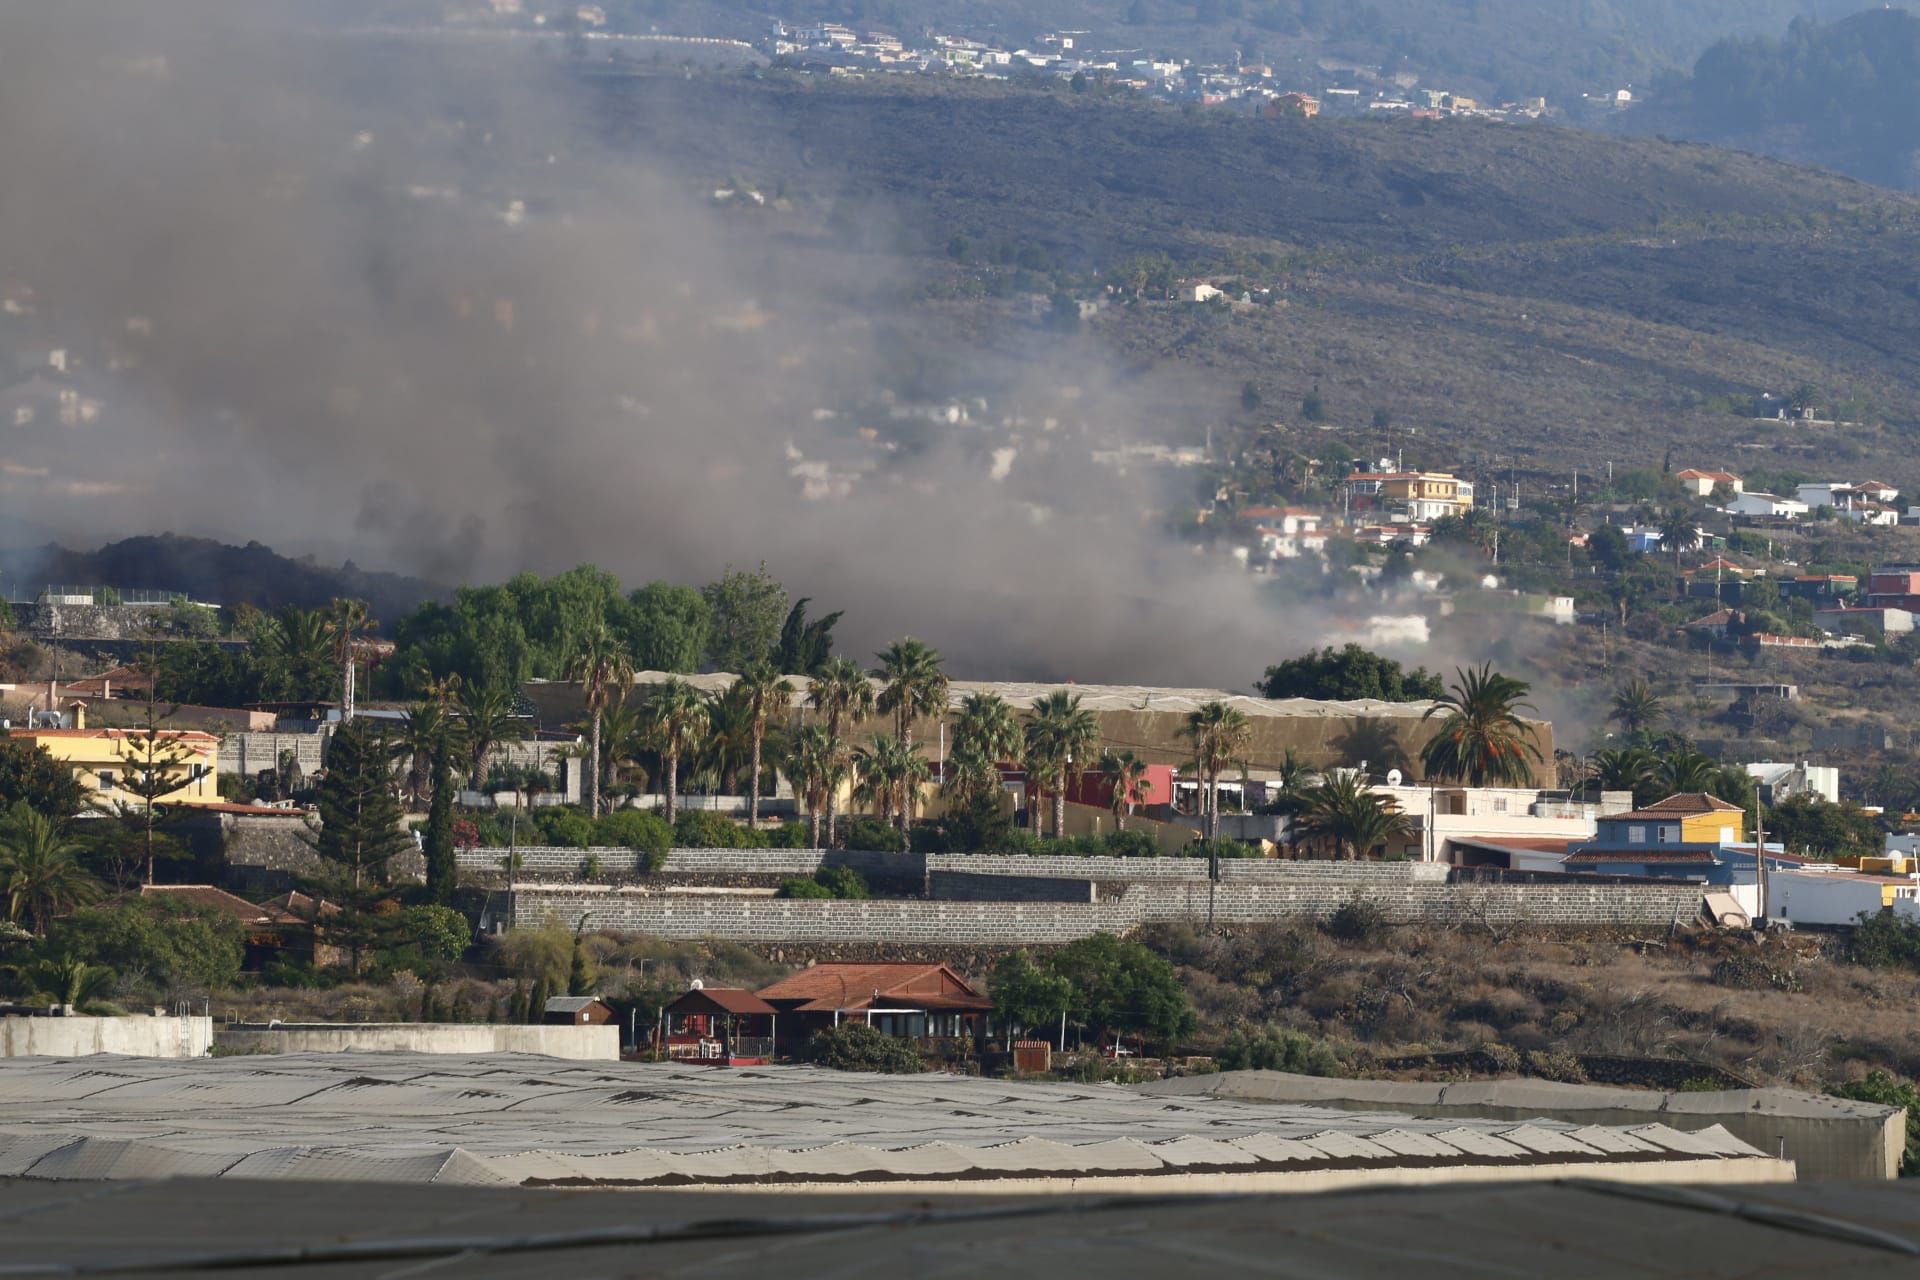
(528, 975, 550, 1025)
(424, 746, 457, 905)
(567, 935, 594, 997)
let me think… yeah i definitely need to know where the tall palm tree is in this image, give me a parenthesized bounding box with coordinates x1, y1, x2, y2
(1298, 771, 1412, 861)
(399, 702, 460, 808)
(1025, 690, 1103, 839)
(0, 804, 100, 934)
(1179, 700, 1252, 851)
(457, 684, 524, 793)
(853, 734, 930, 845)
(1100, 750, 1151, 831)
(324, 598, 377, 721)
(565, 630, 635, 817)
(808, 656, 875, 846)
(953, 691, 1021, 767)
(26, 948, 115, 1014)
(873, 637, 949, 756)
(1419, 664, 1543, 787)
(1657, 507, 1700, 566)
(595, 700, 651, 804)
(735, 662, 796, 827)
(696, 685, 757, 798)
(944, 742, 1003, 813)
(1607, 678, 1667, 738)
(644, 677, 709, 824)
(786, 726, 846, 850)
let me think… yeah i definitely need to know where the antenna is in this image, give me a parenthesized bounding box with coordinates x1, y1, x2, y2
(690, 978, 705, 990)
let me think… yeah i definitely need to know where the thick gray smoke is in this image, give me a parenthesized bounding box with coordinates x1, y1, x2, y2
(0, 3, 1322, 685)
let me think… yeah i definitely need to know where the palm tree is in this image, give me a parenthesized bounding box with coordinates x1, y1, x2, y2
(954, 691, 1021, 766)
(873, 637, 949, 756)
(1419, 664, 1543, 787)
(808, 656, 875, 846)
(1607, 678, 1667, 738)
(644, 677, 709, 824)
(1179, 700, 1252, 852)
(735, 662, 796, 827)
(595, 700, 651, 804)
(565, 630, 635, 817)
(1656, 746, 1719, 796)
(1590, 746, 1659, 807)
(26, 948, 115, 1014)
(786, 726, 845, 850)
(399, 702, 460, 809)
(457, 684, 524, 793)
(253, 604, 334, 702)
(944, 743, 1003, 813)
(1298, 771, 1412, 861)
(696, 685, 757, 798)
(324, 598, 377, 721)
(1657, 507, 1700, 566)
(1026, 691, 1102, 839)
(0, 804, 100, 934)
(853, 734, 930, 845)
(1100, 750, 1151, 831)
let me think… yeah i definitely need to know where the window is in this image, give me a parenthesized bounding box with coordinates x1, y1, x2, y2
(1627, 825, 1646, 844)
(95, 771, 115, 789)
(1656, 825, 1672, 843)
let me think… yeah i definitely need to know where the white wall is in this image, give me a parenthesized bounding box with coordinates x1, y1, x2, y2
(0, 1016, 212, 1058)
(215, 1023, 620, 1060)
(1769, 870, 1905, 928)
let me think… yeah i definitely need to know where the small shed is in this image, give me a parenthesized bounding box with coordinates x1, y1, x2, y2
(543, 996, 616, 1026)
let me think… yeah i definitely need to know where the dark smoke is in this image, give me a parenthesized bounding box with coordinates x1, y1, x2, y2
(0, 3, 1334, 685)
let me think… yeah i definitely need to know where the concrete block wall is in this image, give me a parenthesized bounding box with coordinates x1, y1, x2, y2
(222, 732, 328, 778)
(0, 1015, 213, 1058)
(215, 1023, 620, 1060)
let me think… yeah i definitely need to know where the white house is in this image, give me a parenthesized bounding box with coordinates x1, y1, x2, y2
(1727, 491, 1809, 519)
(1770, 866, 1919, 928)
(1745, 761, 1841, 806)
(1178, 282, 1221, 303)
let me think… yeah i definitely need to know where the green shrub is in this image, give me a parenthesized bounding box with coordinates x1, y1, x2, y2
(1829, 1071, 1920, 1175)
(767, 820, 810, 848)
(1847, 912, 1920, 970)
(1214, 1027, 1345, 1076)
(594, 810, 672, 868)
(534, 808, 595, 850)
(777, 877, 834, 899)
(842, 816, 906, 852)
(1525, 1049, 1588, 1083)
(673, 809, 770, 849)
(1325, 897, 1388, 944)
(814, 866, 870, 899)
(801, 1022, 925, 1073)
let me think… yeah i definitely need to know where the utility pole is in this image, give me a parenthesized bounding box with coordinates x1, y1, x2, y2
(1754, 779, 1769, 926)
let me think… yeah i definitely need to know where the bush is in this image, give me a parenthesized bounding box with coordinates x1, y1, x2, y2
(1711, 953, 1802, 991)
(673, 809, 770, 849)
(534, 808, 595, 850)
(1214, 1027, 1345, 1076)
(594, 810, 672, 868)
(1846, 912, 1920, 970)
(767, 821, 810, 849)
(1525, 1049, 1588, 1083)
(1830, 1071, 1920, 1175)
(1481, 1042, 1522, 1074)
(801, 1022, 925, 1073)
(393, 906, 471, 964)
(841, 816, 906, 852)
(814, 866, 870, 899)
(1325, 897, 1388, 945)
(777, 877, 834, 899)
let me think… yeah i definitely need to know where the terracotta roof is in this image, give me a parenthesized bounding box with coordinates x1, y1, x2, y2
(1677, 469, 1739, 482)
(61, 666, 155, 697)
(755, 963, 988, 1013)
(667, 987, 777, 1016)
(1688, 609, 1737, 627)
(138, 885, 290, 925)
(197, 803, 310, 817)
(262, 890, 341, 919)
(544, 996, 610, 1014)
(10, 727, 218, 743)
(1619, 792, 1744, 820)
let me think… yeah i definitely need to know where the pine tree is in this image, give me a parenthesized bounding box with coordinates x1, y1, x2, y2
(315, 718, 411, 890)
(423, 746, 456, 905)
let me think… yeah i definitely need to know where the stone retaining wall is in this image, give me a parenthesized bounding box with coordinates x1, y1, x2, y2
(929, 870, 1097, 904)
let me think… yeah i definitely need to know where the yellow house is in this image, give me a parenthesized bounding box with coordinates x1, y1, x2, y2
(10, 727, 222, 811)
(1380, 472, 1474, 520)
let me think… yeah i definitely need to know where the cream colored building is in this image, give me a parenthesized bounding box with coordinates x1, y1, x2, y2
(9, 726, 221, 811)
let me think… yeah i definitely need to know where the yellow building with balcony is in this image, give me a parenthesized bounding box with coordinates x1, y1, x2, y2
(9, 727, 222, 811)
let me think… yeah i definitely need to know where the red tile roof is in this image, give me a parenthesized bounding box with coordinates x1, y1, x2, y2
(11, 727, 218, 743)
(138, 885, 292, 925)
(1565, 849, 1718, 864)
(1622, 792, 1744, 819)
(755, 962, 989, 1013)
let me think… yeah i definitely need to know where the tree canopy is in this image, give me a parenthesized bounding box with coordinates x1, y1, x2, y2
(1258, 645, 1446, 702)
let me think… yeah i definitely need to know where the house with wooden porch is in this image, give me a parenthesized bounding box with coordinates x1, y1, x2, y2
(660, 986, 778, 1065)
(753, 962, 992, 1057)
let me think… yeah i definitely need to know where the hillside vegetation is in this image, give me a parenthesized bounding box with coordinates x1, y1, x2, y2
(1631, 8, 1920, 191)
(604, 72, 1920, 477)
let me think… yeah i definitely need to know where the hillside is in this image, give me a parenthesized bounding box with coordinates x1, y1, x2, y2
(1625, 8, 1920, 191)
(0, 536, 446, 623)
(600, 72, 1920, 478)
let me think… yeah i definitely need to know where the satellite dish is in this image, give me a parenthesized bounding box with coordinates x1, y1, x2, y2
(689, 979, 704, 990)
(1386, 769, 1403, 787)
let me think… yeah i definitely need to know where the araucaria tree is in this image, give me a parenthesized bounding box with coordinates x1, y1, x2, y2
(112, 667, 204, 885)
(735, 661, 795, 826)
(1025, 691, 1100, 839)
(644, 677, 709, 824)
(566, 629, 635, 817)
(808, 656, 874, 846)
(1419, 664, 1543, 787)
(315, 717, 412, 890)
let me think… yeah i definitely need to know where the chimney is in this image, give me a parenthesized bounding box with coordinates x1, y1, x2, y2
(70, 702, 85, 731)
